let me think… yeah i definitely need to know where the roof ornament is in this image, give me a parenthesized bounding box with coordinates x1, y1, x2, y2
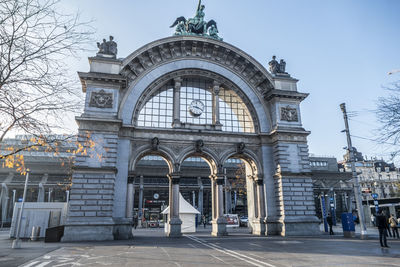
(268, 55, 288, 75)
(96, 36, 118, 58)
(170, 0, 222, 41)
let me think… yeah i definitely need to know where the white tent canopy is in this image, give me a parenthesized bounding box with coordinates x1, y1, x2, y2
(162, 193, 200, 233)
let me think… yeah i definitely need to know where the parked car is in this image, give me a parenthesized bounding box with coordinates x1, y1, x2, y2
(239, 216, 248, 227)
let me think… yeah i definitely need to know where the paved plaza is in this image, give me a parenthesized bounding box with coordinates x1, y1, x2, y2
(0, 226, 398, 267)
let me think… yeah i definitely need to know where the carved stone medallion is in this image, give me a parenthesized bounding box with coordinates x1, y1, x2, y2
(280, 106, 298, 122)
(89, 90, 113, 108)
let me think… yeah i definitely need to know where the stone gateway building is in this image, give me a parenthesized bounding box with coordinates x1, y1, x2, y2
(62, 17, 319, 241)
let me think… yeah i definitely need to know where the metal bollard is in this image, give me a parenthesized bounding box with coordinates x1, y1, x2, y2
(30, 226, 41, 241)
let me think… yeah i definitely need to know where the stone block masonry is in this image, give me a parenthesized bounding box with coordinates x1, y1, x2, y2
(68, 171, 115, 218)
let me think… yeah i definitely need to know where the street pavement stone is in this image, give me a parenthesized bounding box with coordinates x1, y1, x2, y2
(1, 226, 399, 267)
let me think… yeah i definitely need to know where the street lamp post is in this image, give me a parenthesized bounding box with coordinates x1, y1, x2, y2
(12, 169, 30, 249)
(340, 103, 368, 239)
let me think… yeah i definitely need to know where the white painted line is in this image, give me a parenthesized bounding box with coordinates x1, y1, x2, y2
(21, 261, 40, 267)
(206, 242, 276, 267)
(210, 253, 231, 265)
(36, 261, 52, 267)
(186, 235, 276, 267)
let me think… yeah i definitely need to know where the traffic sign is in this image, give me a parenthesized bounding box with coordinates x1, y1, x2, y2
(371, 193, 378, 199)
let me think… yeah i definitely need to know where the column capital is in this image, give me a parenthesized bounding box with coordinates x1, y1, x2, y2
(168, 172, 181, 184)
(127, 176, 135, 184)
(174, 77, 183, 87)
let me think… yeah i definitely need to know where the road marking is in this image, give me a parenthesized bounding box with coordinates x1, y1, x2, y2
(35, 261, 52, 267)
(21, 261, 40, 267)
(186, 235, 277, 267)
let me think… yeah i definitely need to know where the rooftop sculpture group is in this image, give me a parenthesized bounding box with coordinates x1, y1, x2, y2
(170, 0, 222, 41)
(268, 55, 287, 75)
(96, 36, 118, 58)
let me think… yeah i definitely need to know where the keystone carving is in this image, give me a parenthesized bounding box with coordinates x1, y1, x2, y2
(195, 139, 204, 153)
(151, 137, 160, 151)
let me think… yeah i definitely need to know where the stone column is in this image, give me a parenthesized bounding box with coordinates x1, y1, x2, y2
(126, 177, 135, 219)
(168, 172, 182, 237)
(48, 188, 52, 202)
(37, 183, 45, 202)
(197, 177, 203, 219)
(172, 77, 182, 128)
(224, 176, 232, 214)
(212, 81, 222, 130)
(138, 176, 144, 227)
(252, 177, 266, 235)
(211, 175, 227, 236)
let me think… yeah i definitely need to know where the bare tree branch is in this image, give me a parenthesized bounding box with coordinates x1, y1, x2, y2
(0, 0, 95, 147)
(376, 81, 400, 146)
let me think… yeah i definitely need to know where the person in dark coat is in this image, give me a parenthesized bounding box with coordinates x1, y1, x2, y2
(376, 210, 390, 248)
(384, 211, 393, 237)
(326, 213, 334, 235)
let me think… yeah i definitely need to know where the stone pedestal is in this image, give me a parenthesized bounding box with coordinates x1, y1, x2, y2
(168, 217, 182, 237)
(278, 216, 320, 236)
(211, 217, 227, 236)
(252, 218, 266, 236)
(62, 219, 114, 242)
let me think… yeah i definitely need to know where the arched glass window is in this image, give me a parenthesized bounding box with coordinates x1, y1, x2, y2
(137, 77, 255, 133)
(137, 83, 173, 128)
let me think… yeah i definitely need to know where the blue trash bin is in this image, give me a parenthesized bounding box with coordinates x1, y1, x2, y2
(341, 213, 355, 238)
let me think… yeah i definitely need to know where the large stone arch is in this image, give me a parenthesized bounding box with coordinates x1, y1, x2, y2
(63, 34, 319, 242)
(119, 36, 274, 133)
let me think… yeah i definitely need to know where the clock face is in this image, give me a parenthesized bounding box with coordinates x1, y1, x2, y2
(189, 100, 204, 117)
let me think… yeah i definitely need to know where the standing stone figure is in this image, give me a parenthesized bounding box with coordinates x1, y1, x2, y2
(268, 55, 279, 74)
(268, 55, 287, 74)
(279, 59, 286, 73)
(107, 36, 118, 56)
(97, 39, 107, 54)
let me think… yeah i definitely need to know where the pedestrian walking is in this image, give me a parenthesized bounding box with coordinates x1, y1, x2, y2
(376, 209, 390, 248)
(202, 215, 207, 229)
(133, 214, 138, 229)
(326, 213, 334, 235)
(383, 210, 393, 238)
(388, 214, 399, 239)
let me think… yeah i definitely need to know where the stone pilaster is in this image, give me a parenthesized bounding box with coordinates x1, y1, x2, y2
(211, 175, 227, 236)
(172, 77, 182, 128)
(167, 173, 182, 237)
(252, 178, 266, 235)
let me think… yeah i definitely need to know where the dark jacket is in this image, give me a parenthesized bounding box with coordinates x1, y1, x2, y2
(326, 216, 333, 226)
(376, 214, 388, 229)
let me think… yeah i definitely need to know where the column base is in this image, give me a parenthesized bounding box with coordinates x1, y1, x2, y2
(62, 224, 114, 242)
(113, 218, 133, 240)
(62, 217, 116, 242)
(251, 218, 266, 236)
(167, 217, 182, 237)
(278, 216, 320, 236)
(211, 217, 228, 236)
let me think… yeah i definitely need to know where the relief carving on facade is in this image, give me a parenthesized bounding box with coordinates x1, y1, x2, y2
(89, 90, 113, 108)
(280, 106, 298, 122)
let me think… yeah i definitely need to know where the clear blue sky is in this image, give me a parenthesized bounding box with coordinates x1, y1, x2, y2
(61, 0, 400, 163)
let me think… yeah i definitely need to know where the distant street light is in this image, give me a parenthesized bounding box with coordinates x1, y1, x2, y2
(12, 169, 30, 249)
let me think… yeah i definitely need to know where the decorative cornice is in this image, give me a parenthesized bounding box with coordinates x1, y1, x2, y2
(120, 36, 275, 93)
(264, 89, 308, 101)
(78, 72, 127, 92)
